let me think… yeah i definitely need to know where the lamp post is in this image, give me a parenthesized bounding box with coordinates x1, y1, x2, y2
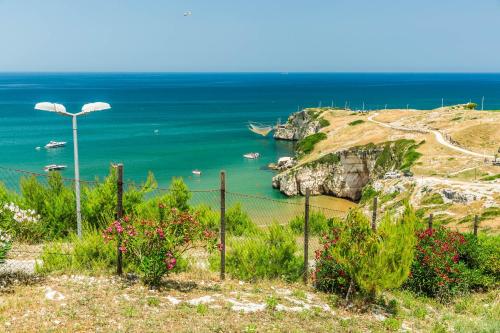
(35, 102, 111, 238)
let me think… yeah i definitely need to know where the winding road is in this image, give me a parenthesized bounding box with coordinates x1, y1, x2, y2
(367, 113, 494, 159)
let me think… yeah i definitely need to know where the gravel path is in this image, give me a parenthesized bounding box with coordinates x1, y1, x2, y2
(367, 113, 494, 159)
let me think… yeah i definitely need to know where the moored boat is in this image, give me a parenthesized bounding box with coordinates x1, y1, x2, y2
(192, 169, 202, 175)
(243, 152, 260, 159)
(45, 141, 66, 149)
(44, 164, 67, 172)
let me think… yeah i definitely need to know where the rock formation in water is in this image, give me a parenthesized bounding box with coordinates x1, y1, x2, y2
(273, 110, 322, 141)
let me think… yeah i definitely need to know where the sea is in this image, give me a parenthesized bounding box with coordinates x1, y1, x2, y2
(1, 73, 500, 199)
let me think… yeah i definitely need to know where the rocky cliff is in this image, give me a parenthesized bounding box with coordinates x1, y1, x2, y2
(272, 140, 419, 201)
(273, 110, 322, 141)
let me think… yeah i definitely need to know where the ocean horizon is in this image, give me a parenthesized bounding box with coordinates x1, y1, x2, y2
(1, 72, 500, 198)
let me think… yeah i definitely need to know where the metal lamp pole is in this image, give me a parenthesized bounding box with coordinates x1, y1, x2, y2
(35, 102, 111, 238)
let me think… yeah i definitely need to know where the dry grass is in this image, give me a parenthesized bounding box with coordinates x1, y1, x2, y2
(0, 272, 498, 333)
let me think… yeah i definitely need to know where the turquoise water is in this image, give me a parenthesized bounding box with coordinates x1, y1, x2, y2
(1, 73, 500, 197)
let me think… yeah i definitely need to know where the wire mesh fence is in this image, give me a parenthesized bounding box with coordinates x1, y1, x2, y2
(0, 165, 350, 280)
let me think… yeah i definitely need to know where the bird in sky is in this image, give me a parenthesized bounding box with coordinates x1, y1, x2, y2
(183, 11, 192, 17)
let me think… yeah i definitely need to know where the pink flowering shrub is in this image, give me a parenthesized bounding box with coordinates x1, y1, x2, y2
(104, 205, 217, 286)
(404, 226, 467, 300)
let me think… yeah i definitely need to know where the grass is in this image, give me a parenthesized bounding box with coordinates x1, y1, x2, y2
(420, 192, 445, 205)
(297, 132, 327, 155)
(481, 173, 500, 181)
(348, 119, 365, 126)
(0, 274, 497, 332)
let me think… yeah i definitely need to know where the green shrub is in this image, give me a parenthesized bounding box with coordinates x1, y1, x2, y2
(318, 118, 330, 128)
(289, 211, 332, 236)
(348, 119, 364, 126)
(213, 223, 302, 282)
(36, 229, 118, 274)
(21, 172, 76, 240)
(225, 203, 258, 236)
(297, 132, 327, 155)
(420, 193, 444, 205)
(314, 205, 416, 298)
(0, 201, 44, 243)
(359, 185, 379, 204)
(464, 103, 477, 110)
(460, 234, 499, 287)
(480, 173, 500, 181)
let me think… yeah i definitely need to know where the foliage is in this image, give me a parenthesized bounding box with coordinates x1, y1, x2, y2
(404, 226, 468, 301)
(20, 173, 76, 240)
(348, 119, 364, 126)
(103, 206, 216, 286)
(374, 139, 423, 174)
(359, 185, 379, 204)
(480, 173, 500, 181)
(36, 229, 119, 274)
(464, 103, 477, 110)
(318, 118, 330, 128)
(314, 205, 417, 298)
(289, 211, 333, 236)
(82, 169, 157, 230)
(213, 223, 302, 282)
(459, 234, 499, 289)
(420, 192, 444, 205)
(0, 202, 43, 243)
(296, 132, 327, 155)
(225, 203, 258, 236)
(0, 229, 12, 264)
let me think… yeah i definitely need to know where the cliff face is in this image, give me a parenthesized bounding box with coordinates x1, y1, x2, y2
(272, 140, 418, 201)
(273, 110, 321, 141)
(272, 149, 380, 201)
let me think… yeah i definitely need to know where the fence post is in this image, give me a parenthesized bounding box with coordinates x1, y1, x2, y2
(428, 214, 433, 231)
(116, 164, 124, 276)
(371, 197, 377, 231)
(303, 188, 310, 284)
(473, 215, 479, 236)
(220, 171, 226, 281)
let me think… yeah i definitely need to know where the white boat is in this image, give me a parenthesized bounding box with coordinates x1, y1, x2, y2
(44, 164, 67, 172)
(192, 169, 202, 175)
(243, 152, 260, 159)
(45, 141, 66, 149)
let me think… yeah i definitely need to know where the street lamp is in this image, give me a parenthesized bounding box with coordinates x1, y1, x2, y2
(35, 102, 111, 238)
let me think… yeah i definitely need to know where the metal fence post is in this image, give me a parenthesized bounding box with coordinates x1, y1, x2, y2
(220, 171, 226, 281)
(428, 214, 433, 231)
(303, 188, 310, 284)
(116, 164, 124, 276)
(371, 197, 377, 231)
(473, 215, 479, 236)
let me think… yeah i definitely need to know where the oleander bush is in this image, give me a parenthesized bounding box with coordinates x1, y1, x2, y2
(212, 223, 302, 282)
(103, 204, 217, 286)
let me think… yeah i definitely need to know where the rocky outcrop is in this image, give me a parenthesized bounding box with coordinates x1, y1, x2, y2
(272, 148, 382, 201)
(273, 110, 321, 141)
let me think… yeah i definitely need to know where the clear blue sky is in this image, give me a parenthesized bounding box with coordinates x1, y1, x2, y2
(1, 0, 499, 72)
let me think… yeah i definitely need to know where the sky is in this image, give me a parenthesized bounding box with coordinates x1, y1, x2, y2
(1, 0, 500, 72)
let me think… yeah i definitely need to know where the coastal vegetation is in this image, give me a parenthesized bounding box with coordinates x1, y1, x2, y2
(296, 132, 327, 156)
(348, 119, 365, 126)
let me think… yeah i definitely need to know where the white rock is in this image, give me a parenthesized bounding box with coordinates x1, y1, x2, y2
(44, 287, 65, 301)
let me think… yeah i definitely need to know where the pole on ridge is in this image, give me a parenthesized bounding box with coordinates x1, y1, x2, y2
(303, 188, 310, 284)
(220, 171, 226, 281)
(473, 215, 479, 236)
(116, 163, 124, 276)
(428, 214, 433, 230)
(371, 197, 377, 231)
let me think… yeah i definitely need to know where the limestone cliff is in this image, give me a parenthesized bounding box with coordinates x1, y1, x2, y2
(272, 140, 420, 201)
(273, 110, 322, 141)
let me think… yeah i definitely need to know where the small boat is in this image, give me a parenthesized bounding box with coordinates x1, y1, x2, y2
(35, 146, 41, 150)
(45, 141, 66, 149)
(192, 169, 201, 175)
(243, 152, 260, 159)
(44, 164, 67, 172)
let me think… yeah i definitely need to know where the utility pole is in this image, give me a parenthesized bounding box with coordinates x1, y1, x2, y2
(442, 98, 444, 108)
(482, 96, 484, 111)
